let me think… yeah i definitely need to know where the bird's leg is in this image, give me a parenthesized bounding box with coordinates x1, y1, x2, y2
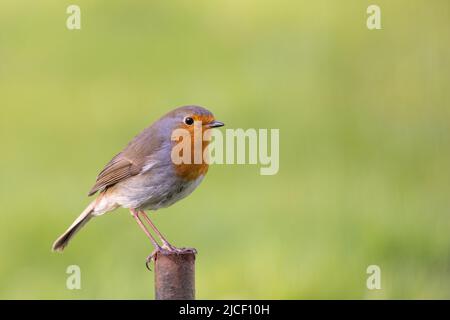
(138, 210, 176, 250)
(139, 210, 197, 255)
(130, 208, 162, 270)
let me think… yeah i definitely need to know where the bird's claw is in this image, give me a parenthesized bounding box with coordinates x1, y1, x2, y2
(145, 248, 163, 271)
(173, 247, 197, 255)
(162, 242, 197, 255)
(145, 247, 198, 271)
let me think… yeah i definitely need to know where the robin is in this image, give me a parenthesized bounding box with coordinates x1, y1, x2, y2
(52, 105, 224, 267)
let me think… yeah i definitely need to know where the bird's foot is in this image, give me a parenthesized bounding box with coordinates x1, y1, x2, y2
(174, 247, 197, 255)
(163, 244, 197, 255)
(145, 249, 157, 271)
(145, 247, 171, 271)
(146, 246, 197, 270)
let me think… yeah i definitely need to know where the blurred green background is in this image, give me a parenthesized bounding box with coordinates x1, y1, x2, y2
(1, 0, 449, 299)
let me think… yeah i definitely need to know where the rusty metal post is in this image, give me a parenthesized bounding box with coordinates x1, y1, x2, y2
(154, 251, 196, 300)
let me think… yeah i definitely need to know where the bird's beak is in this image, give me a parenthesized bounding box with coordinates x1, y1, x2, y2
(208, 120, 225, 128)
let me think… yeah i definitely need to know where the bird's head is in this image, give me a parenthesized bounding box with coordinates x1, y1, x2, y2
(156, 105, 224, 180)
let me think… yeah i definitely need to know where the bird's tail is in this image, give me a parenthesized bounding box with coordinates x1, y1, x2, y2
(52, 200, 96, 252)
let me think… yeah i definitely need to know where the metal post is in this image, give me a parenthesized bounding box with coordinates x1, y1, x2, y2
(154, 251, 196, 300)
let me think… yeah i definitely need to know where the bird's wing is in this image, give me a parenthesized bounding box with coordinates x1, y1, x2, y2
(87, 124, 164, 196)
(87, 152, 144, 196)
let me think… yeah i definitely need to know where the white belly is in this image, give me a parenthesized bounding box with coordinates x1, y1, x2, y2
(101, 171, 204, 211)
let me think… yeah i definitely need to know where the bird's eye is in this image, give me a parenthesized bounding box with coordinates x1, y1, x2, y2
(184, 117, 194, 125)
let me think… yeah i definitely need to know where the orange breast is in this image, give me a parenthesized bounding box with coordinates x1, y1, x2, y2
(175, 162, 209, 181)
(173, 119, 212, 181)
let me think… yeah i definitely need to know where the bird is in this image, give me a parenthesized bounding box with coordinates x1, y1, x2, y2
(52, 105, 224, 267)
